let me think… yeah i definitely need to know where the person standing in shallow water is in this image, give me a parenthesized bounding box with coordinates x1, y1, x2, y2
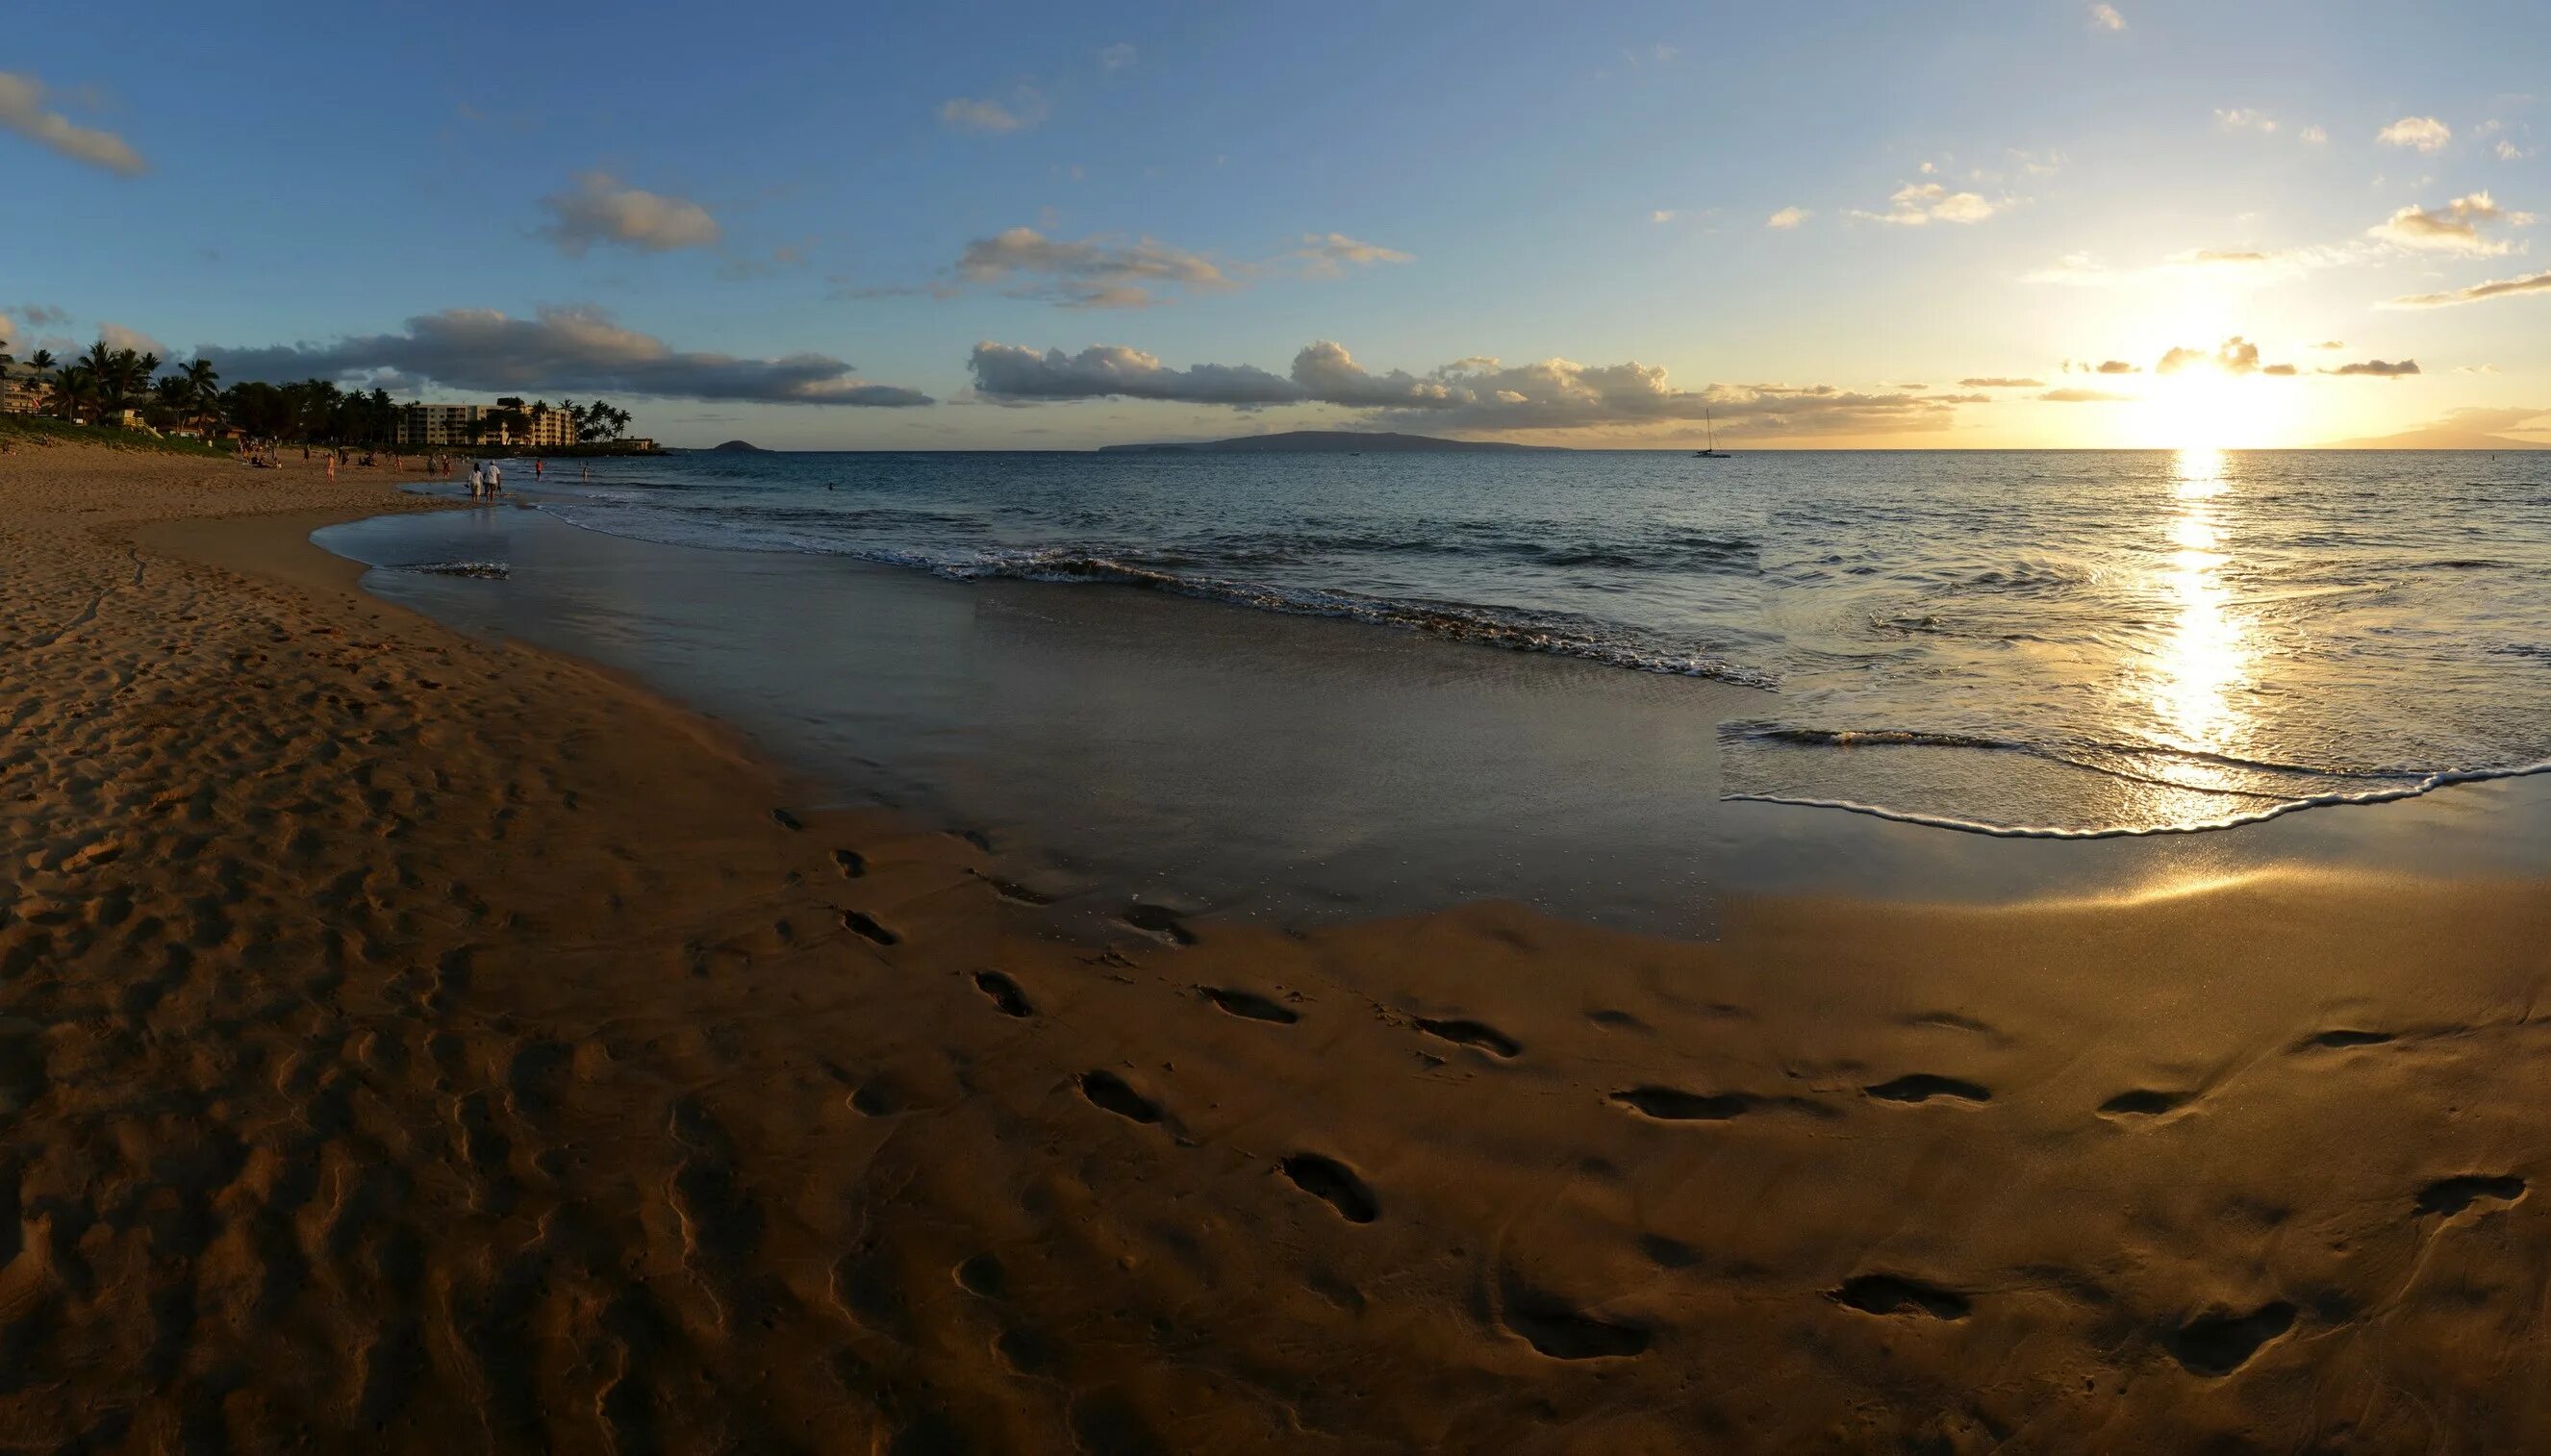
(467, 462, 483, 499)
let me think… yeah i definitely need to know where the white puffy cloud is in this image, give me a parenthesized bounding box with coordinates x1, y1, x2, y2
(2088, 4, 2125, 31)
(2301, 125, 2328, 143)
(537, 172, 721, 256)
(1652, 209, 1678, 224)
(2385, 266, 2551, 309)
(2377, 115, 2452, 152)
(971, 339, 1973, 437)
(0, 70, 144, 175)
(205, 306, 931, 405)
(2216, 109, 2278, 134)
(1854, 182, 1998, 226)
(938, 88, 1048, 135)
(98, 322, 170, 359)
(1765, 206, 1808, 229)
(2368, 191, 2532, 255)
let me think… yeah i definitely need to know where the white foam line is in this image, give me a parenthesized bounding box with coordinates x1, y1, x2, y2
(1727, 760, 2551, 839)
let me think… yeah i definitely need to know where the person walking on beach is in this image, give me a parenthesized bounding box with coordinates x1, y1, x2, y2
(487, 461, 503, 497)
(467, 462, 484, 499)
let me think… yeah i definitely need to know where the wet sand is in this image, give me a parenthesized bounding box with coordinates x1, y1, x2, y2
(5, 441, 2549, 1452)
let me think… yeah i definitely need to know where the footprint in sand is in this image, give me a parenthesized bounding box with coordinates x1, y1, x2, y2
(2098, 1089, 2195, 1118)
(1121, 904, 1196, 946)
(1864, 1074, 1991, 1105)
(970, 869, 1054, 906)
(770, 808, 804, 831)
(1497, 1273, 1651, 1359)
(1610, 1087, 1763, 1121)
(973, 969, 1033, 1018)
(1830, 1274, 1970, 1320)
(2294, 1028, 2394, 1051)
(831, 848, 865, 878)
(1412, 1017, 1520, 1059)
(1278, 1153, 1378, 1223)
(2163, 1300, 2296, 1377)
(1200, 986, 1299, 1024)
(841, 910, 899, 947)
(1077, 1070, 1164, 1126)
(2415, 1174, 2526, 1218)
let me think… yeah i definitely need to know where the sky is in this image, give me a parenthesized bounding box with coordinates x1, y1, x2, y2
(4, 0, 2548, 449)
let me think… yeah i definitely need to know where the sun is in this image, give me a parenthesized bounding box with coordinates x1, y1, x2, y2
(2131, 368, 2300, 449)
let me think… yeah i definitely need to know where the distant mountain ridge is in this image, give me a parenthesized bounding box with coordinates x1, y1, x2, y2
(1097, 430, 1562, 454)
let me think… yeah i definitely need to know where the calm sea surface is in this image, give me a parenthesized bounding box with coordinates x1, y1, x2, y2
(486, 447, 2551, 837)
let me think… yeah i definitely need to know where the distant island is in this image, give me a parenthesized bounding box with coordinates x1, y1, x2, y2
(1097, 430, 1563, 455)
(710, 439, 767, 453)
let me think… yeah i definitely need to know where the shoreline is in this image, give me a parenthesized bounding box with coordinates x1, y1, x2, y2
(5, 442, 2550, 1449)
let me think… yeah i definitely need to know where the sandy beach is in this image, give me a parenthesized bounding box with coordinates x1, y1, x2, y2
(3, 439, 2547, 1452)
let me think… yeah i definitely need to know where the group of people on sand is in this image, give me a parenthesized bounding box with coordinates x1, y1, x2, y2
(465, 458, 505, 499)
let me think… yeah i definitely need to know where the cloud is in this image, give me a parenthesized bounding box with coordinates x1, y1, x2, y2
(2386, 266, 2551, 308)
(2262, 364, 2298, 376)
(2095, 360, 2139, 373)
(2368, 191, 2533, 256)
(939, 88, 1048, 135)
(1291, 233, 1414, 277)
(3, 302, 69, 338)
(1652, 210, 1678, 224)
(98, 322, 170, 358)
(2500, 139, 2538, 162)
(2028, 243, 2364, 287)
(1854, 182, 1999, 227)
(717, 244, 808, 281)
(938, 227, 1406, 306)
(955, 227, 1228, 307)
(2378, 116, 2452, 152)
(2311, 339, 2345, 349)
(203, 306, 932, 406)
(1098, 43, 1136, 72)
(537, 172, 721, 256)
(2322, 358, 2421, 377)
(2215, 109, 2278, 134)
(0, 71, 145, 175)
(2302, 125, 2328, 143)
(2088, 3, 2125, 31)
(1765, 206, 1808, 230)
(968, 342, 1303, 405)
(2040, 388, 2132, 402)
(1960, 377, 2046, 388)
(2158, 337, 2265, 375)
(970, 339, 1975, 437)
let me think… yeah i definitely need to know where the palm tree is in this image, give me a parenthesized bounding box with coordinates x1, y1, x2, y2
(48, 364, 99, 422)
(180, 360, 221, 431)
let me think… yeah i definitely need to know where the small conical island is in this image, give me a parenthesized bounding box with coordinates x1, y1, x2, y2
(709, 439, 766, 453)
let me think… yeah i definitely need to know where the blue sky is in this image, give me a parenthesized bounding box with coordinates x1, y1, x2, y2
(5, 0, 2547, 447)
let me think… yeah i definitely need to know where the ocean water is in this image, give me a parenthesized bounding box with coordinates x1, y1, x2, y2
(493, 447, 2551, 837)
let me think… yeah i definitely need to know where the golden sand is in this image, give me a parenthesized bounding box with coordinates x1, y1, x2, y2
(1, 441, 2544, 1451)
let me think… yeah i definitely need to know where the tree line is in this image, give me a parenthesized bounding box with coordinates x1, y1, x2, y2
(2, 335, 638, 446)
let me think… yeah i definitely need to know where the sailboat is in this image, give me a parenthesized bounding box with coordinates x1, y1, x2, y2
(1693, 409, 1731, 459)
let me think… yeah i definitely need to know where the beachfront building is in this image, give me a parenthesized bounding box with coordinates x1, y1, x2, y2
(393, 402, 582, 448)
(0, 364, 40, 415)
